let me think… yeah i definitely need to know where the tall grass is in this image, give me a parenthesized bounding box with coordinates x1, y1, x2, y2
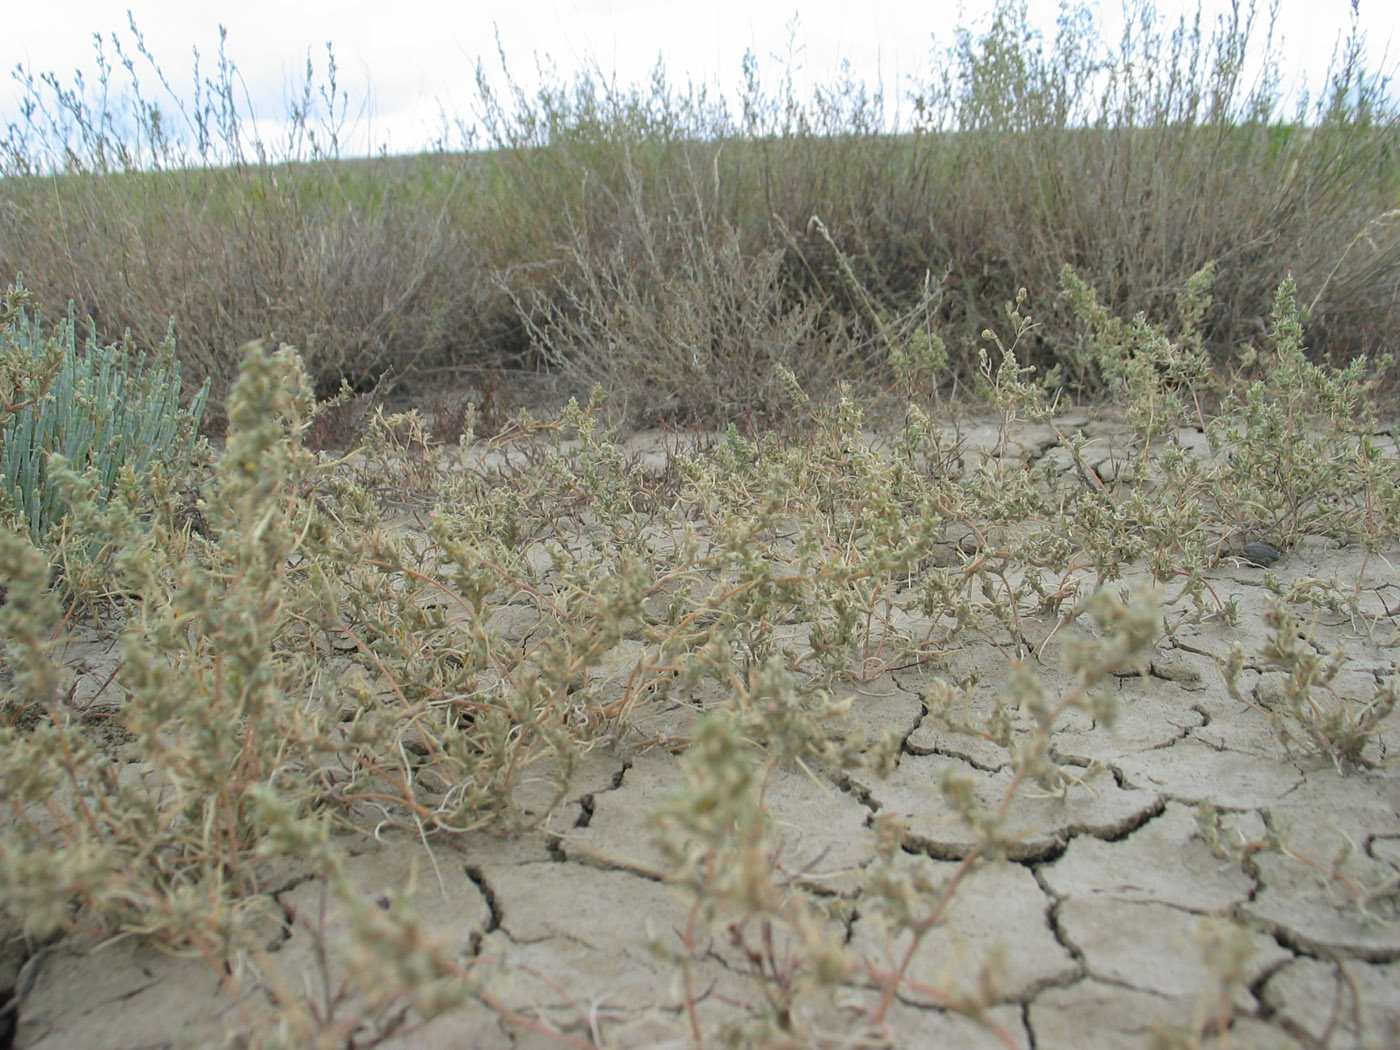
(1, 1, 1397, 425)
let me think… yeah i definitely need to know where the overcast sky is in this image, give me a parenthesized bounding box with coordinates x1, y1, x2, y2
(4, 1, 1397, 158)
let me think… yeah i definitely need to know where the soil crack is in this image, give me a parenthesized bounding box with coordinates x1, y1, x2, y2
(1032, 868, 1086, 981)
(827, 769, 881, 813)
(1263, 922, 1400, 965)
(574, 794, 596, 828)
(464, 864, 503, 944)
(0, 948, 48, 1050)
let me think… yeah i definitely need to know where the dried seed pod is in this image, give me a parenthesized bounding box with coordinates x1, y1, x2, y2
(1242, 541, 1281, 567)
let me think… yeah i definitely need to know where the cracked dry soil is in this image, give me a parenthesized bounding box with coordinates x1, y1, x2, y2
(4, 419, 1400, 1050)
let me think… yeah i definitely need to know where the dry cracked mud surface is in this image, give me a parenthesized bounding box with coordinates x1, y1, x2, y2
(4, 417, 1399, 1050)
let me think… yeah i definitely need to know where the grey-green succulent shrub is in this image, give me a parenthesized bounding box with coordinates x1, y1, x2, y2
(0, 279, 208, 545)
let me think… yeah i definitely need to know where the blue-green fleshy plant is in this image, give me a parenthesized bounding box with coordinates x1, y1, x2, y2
(0, 278, 208, 545)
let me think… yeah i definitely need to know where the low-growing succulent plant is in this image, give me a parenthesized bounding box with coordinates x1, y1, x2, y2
(0, 279, 208, 545)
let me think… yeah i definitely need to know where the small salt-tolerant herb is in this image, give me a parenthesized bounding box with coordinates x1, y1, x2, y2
(860, 586, 1157, 1030)
(649, 711, 856, 1047)
(1219, 599, 1397, 772)
(1061, 262, 1216, 447)
(0, 526, 64, 716)
(0, 282, 63, 431)
(1204, 274, 1396, 547)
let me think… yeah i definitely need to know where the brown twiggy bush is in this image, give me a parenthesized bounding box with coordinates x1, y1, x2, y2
(1, 1, 1397, 426)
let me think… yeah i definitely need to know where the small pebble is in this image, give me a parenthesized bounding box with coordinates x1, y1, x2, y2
(1242, 541, 1281, 567)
